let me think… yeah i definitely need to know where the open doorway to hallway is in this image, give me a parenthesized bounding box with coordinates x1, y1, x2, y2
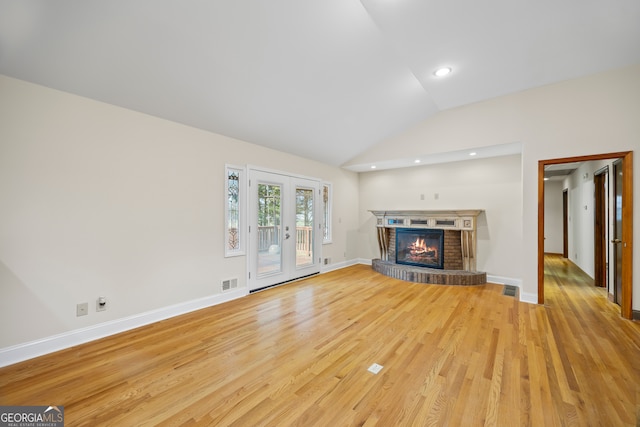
(538, 151, 633, 319)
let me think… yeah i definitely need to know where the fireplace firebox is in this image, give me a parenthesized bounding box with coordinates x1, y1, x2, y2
(396, 228, 444, 269)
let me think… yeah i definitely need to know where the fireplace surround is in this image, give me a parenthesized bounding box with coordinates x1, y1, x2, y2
(370, 210, 486, 286)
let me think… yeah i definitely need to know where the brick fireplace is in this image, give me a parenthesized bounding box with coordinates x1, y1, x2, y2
(390, 228, 463, 270)
(370, 210, 486, 285)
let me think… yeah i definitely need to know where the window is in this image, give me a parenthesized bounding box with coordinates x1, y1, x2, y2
(322, 183, 332, 243)
(225, 165, 245, 257)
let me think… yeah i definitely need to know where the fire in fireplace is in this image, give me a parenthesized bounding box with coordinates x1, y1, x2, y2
(396, 228, 444, 269)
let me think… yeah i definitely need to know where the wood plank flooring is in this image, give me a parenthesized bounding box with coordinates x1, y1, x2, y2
(1, 256, 639, 426)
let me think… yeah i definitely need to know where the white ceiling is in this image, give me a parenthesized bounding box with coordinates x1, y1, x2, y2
(1, 1, 639, 167)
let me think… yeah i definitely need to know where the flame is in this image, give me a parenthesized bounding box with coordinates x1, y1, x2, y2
(413, 237, 426, 251)
(408, 237, 437, 256)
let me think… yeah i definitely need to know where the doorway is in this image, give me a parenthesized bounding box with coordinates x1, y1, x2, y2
(248, 168, 321, 292)
(538, 151, 633, 319)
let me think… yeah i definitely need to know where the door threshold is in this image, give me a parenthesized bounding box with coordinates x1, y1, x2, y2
(249, 272, 320, 293)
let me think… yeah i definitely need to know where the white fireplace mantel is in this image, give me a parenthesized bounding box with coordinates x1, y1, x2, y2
(370, 210, 484, 271)
(369, 210, 483, 231)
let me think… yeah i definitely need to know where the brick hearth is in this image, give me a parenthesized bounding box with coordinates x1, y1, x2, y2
(372, 259, 486, 286)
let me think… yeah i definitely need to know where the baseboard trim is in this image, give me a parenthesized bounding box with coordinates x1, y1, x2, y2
(519, 291, 539, 305)
(486, 275, 522, 287)
(0, 288, 247, 368)
(321, 259, 360, 273)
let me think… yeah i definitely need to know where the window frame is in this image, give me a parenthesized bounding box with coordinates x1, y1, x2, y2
(225, 164, 246, 257)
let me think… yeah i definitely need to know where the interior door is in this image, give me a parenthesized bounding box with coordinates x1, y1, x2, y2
(562, 189, 568, 258)
(248, 169, 321, 291)
(612, 160, 623, 305)
(593, 168, 608, 287)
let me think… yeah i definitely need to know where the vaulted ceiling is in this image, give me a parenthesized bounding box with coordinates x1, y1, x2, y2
(1, 1, 639, 167)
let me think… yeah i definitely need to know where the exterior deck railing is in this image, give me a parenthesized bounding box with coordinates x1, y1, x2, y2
(258, 226, 312, 254)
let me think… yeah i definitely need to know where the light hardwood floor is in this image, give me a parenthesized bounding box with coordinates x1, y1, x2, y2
(1, 256, 639, 426)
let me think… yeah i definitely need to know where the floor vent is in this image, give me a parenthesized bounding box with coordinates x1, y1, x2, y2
(222, 278, 238, 292)
(503, 285, 518, 297)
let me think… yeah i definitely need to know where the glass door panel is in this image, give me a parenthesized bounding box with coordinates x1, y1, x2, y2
(257, 183, 282, 277)
(295, 187, 314, 268)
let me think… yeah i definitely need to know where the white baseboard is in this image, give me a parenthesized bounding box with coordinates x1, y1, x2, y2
(519, 291, 538, 304)
(0, 288, 247, 368)
(321, 258, 369, 273)
(486, 275, 522, 287)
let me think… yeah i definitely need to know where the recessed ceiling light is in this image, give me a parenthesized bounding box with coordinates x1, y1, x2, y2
(371, 165, 377, 169)
(414, 159, 421, 164)
(434, 67, 452, 77)
(469, 152, 477, 156)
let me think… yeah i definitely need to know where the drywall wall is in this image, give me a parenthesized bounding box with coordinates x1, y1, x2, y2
(352, 64, 640, 306)
(0, 75, 359, 351)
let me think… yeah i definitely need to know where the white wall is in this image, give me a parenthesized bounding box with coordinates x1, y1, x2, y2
(0, 75, 359, 351)
(565, 163, 597, 277)
(359, 154, 523, 282)
(543, 180, 564, 254)
(351, 64, 640, 307)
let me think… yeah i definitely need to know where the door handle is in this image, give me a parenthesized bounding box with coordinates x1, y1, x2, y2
(285, 233, 290, 240)
(611, 239, 622, 244)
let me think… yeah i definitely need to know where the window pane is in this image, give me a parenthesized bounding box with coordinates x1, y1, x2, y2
(227, 170, 240, 251)
(323, 184, 331, 242)
(258, 183, 282, 276)
(296, 188, 313, 267)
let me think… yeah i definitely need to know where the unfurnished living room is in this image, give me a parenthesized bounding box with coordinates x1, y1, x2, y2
(0, 1, 639, 426)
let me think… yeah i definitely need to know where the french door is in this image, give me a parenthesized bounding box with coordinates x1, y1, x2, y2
(248, 169, 321, 291)
(612, 159, 623, 305)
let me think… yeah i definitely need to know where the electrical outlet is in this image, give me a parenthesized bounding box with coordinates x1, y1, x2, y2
(76, 302, 88, 317)
(96, 296, 107, 312)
